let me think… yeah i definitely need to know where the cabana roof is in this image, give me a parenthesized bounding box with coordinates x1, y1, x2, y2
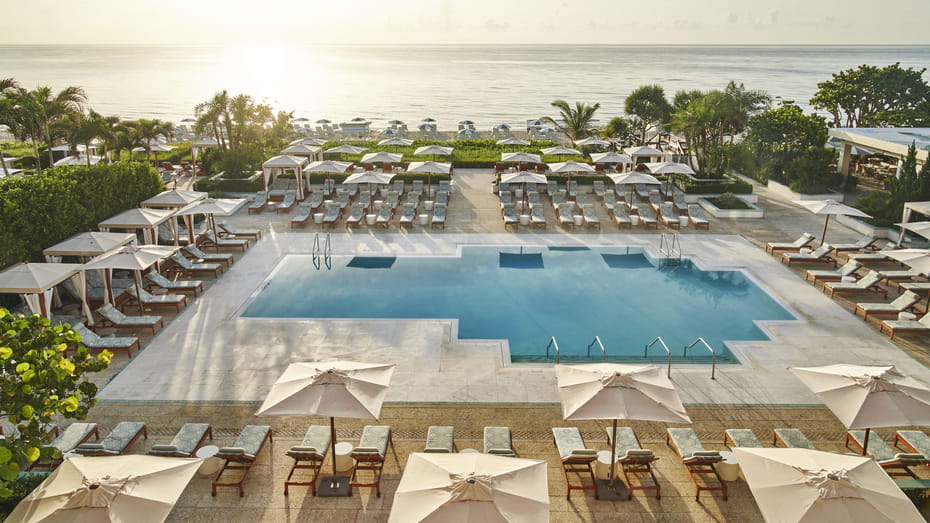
(99, 207, 176, 229)
(0, 262, 84, 294)
(43, 231, 136, 258)
(829, 128, 930, 162)
(141, 189, 207, 208)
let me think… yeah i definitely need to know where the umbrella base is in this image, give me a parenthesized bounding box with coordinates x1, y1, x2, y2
(317, 476, 352, 497)
(595, 478, 631, 501)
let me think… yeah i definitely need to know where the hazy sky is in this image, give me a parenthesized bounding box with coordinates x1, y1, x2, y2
(3, 0, 929, 45)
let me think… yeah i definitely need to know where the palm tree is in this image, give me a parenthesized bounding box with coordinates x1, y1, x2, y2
(26, 86, 87, 171)
(541, 100, 601, 141)
(195, 90, 232, 151)
(721, 82, 771, 143)
(625, 85, 672, 144)
(0, 78, 21, 177)
(671, 91, 728, 175)
(135, 118, 174, 162)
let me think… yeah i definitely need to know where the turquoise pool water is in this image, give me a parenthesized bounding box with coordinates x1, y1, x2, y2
(242, 246, 795, 362)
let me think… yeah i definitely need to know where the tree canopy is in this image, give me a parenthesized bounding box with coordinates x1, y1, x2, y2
(811, 63, 930, 127)
(624, 85, 672, 144)
(541, 100, 600, 141)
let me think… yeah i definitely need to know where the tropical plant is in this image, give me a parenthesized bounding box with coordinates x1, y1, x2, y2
(600, 116, 634, 143)
(0, 78, 21, 177)
(134, 118, 174, 162)
(624, 85, 672, 144)
(540, 100, 600, 141)
(811, 63, 930, 127)
(11, 85, 87, 171)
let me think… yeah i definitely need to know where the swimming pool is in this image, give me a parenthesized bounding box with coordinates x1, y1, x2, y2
(242, 246, 795, 362)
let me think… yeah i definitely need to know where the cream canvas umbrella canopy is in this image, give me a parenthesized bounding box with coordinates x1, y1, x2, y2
(0, 262, 87, 320)
(501, 152, 541, 164)
(344, 171, 396, 213)
(414, 145, 453, 158)
(643, 161, 695, 175)
(360, 151, 403, 165)
(389, 453, 549, 523)
(548, 161, 596, 174)
(305, 160, 355, 187)
(290, 137, 327, 147)
(140, 189, 207, 209)
(501, 171, 547, 209)
(98, 207, 178, 245)
(325, 144, 367, 160)
(262, 154, 309, 200)
(378, 137, 413, 147)
(609, 171, 661, 202)
(540, 145, 581, 158)
(733, 447, 924, 523)
(81, 244, 179, 313)
(54, 155, 102, 166)
(255, 361, 395, 495)
(406, 161, 452, 199)
(281, 143, 322, 161)
(574, 136, 609, 147)
(795, 199, 871, 245)
(7, 455, 202, 523)
(174, 197, 245, 244)
(43, 232, 136, 259)
(590, 152, 633, 165)
(496, 137, 530, 146)
(789, 364, 930, 455)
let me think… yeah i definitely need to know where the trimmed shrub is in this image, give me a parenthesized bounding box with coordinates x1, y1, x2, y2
(671, 173, 753, 194)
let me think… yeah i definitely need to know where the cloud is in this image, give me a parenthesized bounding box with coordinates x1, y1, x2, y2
(485, 20, 508, 33)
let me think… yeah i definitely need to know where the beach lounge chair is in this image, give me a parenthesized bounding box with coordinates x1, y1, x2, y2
(307, 192, 324, 211)
(30, 423, 99, 469)
(148, 423, 212, 457)
(527, 191, 541, 208)
(484, 426, 516, 456)
(75, 422, 147, 456)
(765, 232, 816, 254)
(502, 203, 519, 230)
(551, 190, 567, 209)
(322, 201, 341, 228)
(658, 202, 679, 229)
(393, 180, 404, 194)
(607, 427, 660, 499)
(386, 191, 400, 210)
(169, 252, 222, 277)
(350, 425, 392, 497)
(855, 291, 920, 320)
(552, 427, 597, 499)
(832, 236, 881, 253)
(845, 430, 927, 477)
(848, 251, 902, 264)
(212, 425, 273, 497)
(499, 190, 513, 208)
(593, 180, 606, 199)
(146, 270, 203, 296)
(557, 202, 575, 229)
(200, 230, 249, 252)
(781, 243, 836, 266)
(635, 204, 658, 228)
(96, 303, 163, 334)
(894, 430, 930, 460)
(184, 244, 234, 267)
(804, 260, 862, 284)
(878, 267, 925, 282)
(399, 203, 416, 228)
(431, 202, 446, 229)
(880, 311, 930, 340)
(72, 323, 140, 358)
(724, 429, 763, 448)
(284, 425, 330, 495)
(291, 203, 313, 228)
(613, 204, 633, 228)
(406, 192, 420, 210)
(603, 192, 617, 215)
(123, 285, 187, 312)
(435, 192, 449, 206)
(217, 222, 261, 240)
(322, 179, 335, 197)
(424, 426, 454, 453)
(823, 270, 887, 298)
(247, 192, 267, 214)
(345, 203, 365, 229)
(375, 204, 393, 228)
(648, 190, 663, 212)
(773, 428, 817, 450)
(582, 203, 600, 229)
(666, 428, 727, 501)
(567, 180, 578, 199)
(547, 180, 559, 194)
(635, 185, 651, 201)
(531, 205, 547, 228)
(336, 190, 350, 210)
(276, 191, 297, 213)
(358, 191, 372, 210)
(673, 192, 688, 213)
(687, 204, 709, 229)
(411, 180, 424, 196)
(439, 179, 452, 195)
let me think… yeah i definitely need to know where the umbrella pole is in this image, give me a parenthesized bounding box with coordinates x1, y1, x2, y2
(821, 215, 830, 246)
(330, 416, 339, 487)
(862, 427, 870, 456)
(133, 270, 144, 316)
(608, 419, 617, 486)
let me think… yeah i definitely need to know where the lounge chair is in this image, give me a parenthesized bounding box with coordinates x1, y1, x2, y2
(552, 427, 597, 499)
(823, 270, 887, 298)
(502, 203, 519, 230)
(424, 426, 454, 453)
(531, 205, 547, 228)
(212, 425, 273, 497)
(411, 180, 424, 196)
(146, 270, 203, 296)
(607, 427, 660, 499)
(635, 204, 658, 228)
(200, 230, 249, 252)
(765, 232, 816, 254)
(438, 180, 452, 196)
(499, 190, 513, 208)
(284, 425, 330, 495)
(398, 203, 416, 228)
(350, 425, 392, 497)
(723, 429, 763, 448)
(336, 190, 350, 210)
(30, 423, 99, 469)
(878, 267, 925, 282)
(665, 428, 727, 501)
(772, 428, 817, 450)
(169, 252, 222, 277)
(833, 236, 881, 253)
(322, 201, 341, 228)
(435, 192, 449, 206)
(247, 192, 267, 214)
(781, 243, 836, 266)
(123, 285, 187, 312)
(345, 203, 365, 229)
(307, 193, 324, 211)
(567, 180, 578, 199)
(687, 204, 709, 229)
(845, 430, 927, 478)
(673, 192, 688, 213)
(547, 180, 559, 194)
(880, 311, 930, 340)
(894, 430, 930, 460)
(527, 191, 541, 208)
(658, 202, 679, 229)
(291, 203, 313, 228)
(635, 185, 651, 201)
(323, 179, 335, 197)
(804, 260, 862, 284)
(848, 251, 901, 264)
(431, 202, 446, 229)
(855, 291, 920, 320)
(386, 191, 400, 210)
(276, 192, 297, 213)
(184, 244, 233, 267)
(406, 192, 420, 210)
(604, 192, 617, 215)
(358, 192, 372, 210)
(582, 203, 600, 229)
(148, 423, 212, 457)
(484, 426, 516, 456)
(96, 303, 163, 334)
(393, 179, 404, 194)
(217, 221, 261, 240)
(375, 204, 393, 228)
(593, 180, 606, 199)
(75, 422, 147, 456)
(72, 323, 139, 358)
(648, 190, 663, 212)
(613, 204, 633, 228)
(556, 202, 575, 229)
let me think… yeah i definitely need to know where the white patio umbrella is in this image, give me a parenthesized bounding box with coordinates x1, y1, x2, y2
(290, 137, 327, 147)
(590, 152, 633, 165)
(325, 144, 367, 160)
(497, 137, 530, 146)
(556, 363, 691, 492)
(281, 143, 322, 161)
(141, 188, 207, 209)
(541, 145, 581, 159)
(789, 364, 930, 456)
(378, 137, 413, 147)
(255, 361, 395, 496)
(174, 197, 245, 244)
(406, 161, 452, 199)
(501, 152, 541, 164)
(413, 145, 453, 159)
(344, 171, 396, 212)
(548, 161, 596, 174)
(501, 171, 547, 209)
(81, 244, 180, 313)
(574, 136, 610, 147)
(896, 221, 930, 241)
(360, 151, 403, 165)
(643, 161, 695, 175)
(795, 199, 872, 245)
(389, 453, 549, 523)
(305, 160, 355, 187)
(734, 447, 924, 523)
(50, 143, 88, 153)
(54, 155, 102, 166)
(7, 455, 202, 523)
(609, 171, 661, 202)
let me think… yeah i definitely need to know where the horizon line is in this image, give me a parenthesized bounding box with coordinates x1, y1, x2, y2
(0, 42, 929, 47)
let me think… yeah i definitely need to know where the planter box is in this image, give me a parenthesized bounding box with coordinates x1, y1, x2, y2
(766, 180, 836, 202)
(682, 192, 758, 204)
(698, 197, 764, 219)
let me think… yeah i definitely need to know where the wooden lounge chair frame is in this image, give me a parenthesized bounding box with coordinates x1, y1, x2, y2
(484, 426, 517, 457)
(284, 425, 330, 496)
(212, 426, 273, 497)
(608, 427, 660, 500)
(95, 304, 163, 334)
(772, 428, 817, 450)
(75, 422, 147, 456)
(71, 324, 140, 358)
(666, 429, 727, 501)
(844, 430, 925, 478)
(724, 429, 763, 448)
(147, 423, 213, 457)
(30, 423, 99, 470)
(880, 311, 930, 340)
(552, 428, 597, 500)
(349, 426, 394, 497)
(894, 430, 930, 461)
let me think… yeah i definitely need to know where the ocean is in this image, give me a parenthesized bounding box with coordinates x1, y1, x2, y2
(0, 44, 927, 130)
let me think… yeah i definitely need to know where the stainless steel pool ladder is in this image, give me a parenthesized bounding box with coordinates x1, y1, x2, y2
(546, 336, 560, 363)
(684, 337, 717, 379)
(658, 233, 681, 268)
(644, 336, 672, 378)
(587, 336, 607, 362)
(312, 233, 332, 270)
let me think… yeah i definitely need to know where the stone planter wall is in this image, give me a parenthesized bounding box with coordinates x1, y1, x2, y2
(698, 197, 765, 219)
(766, 180, 836, 202)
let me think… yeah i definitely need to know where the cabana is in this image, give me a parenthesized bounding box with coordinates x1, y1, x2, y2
(99, 208, 178, 245)
(262, 155, 309, 200)
(897, 201, 930, 246)
(190, 137, 218, 175)
(0, 262, 91, 322)
(140, 189, 206, 209)
(829, 128, 929, 176)
(43, 231, 136, 262)
(624, 145, 668, 165)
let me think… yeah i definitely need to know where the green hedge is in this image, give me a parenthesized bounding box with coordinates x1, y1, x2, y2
(671, 173, 753, 194)
(193, 170, 264, 193)
(0, 163, 162, 269)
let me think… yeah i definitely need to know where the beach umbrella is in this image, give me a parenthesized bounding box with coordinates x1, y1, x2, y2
(281, 143, 322, 161)
(574, 136, 609, 147)
(305, 160, 355, 187)
(541, 145, 582, 159)
(325, 144, 367, 161)
(255, 361, 395, 496)
(291, 137, 327, 147)
(457, 129, 478, 139)
(643, 161, 695, 195)
(132, 143, 174, 163)
(497, 137, 530, 147)
(795, 199, 872, 245)
(81, 244, 180, 313)
(360, 151, 403, 165)
(501, 171, 547, 209)
(380, 128, 397, 136)
(174, 197, 245, 244)
(51, 143, 88, 153)
(502, 152, 541, 164)
(387, 119, 405, 126)
(345, 171, 396, 213)
(316, 119, 332, 124)
(406, 161, 452, 199)
(557, 363, 690, 493)
(141, 188, 207, 209)
(378, 137, 413, 147)
(734, 447, 924, 523)
(548, 160, 595, 188)
(458, 120, 475, 126)
(422, 117, 436, 123)
(413, 145, 453, 159)
(590, 152, 633, 173)
(609, 171, 661, 202)
(389, 453, 549, 523)
(7, 455, 202, 523)
(789, 364, 930, 456)
(350, 116, 368, 122)
(54, 155, 102, 166)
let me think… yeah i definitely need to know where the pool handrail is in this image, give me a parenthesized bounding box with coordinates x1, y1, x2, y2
(644, 337, 672, 378)
(684, 337, 717, 380)
(587, 336, 607, 362)
(546, 336, 560, 364)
